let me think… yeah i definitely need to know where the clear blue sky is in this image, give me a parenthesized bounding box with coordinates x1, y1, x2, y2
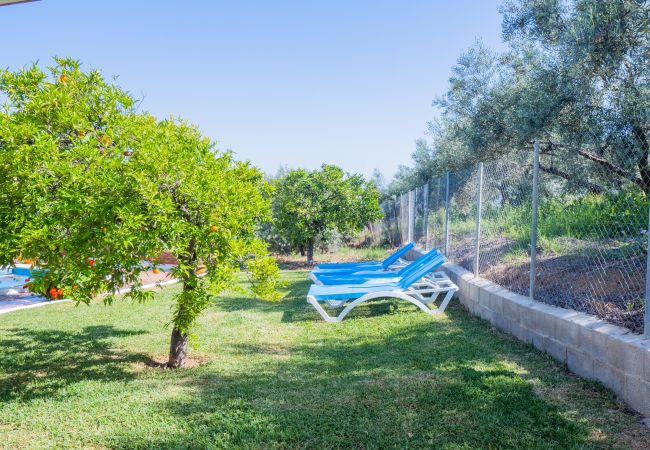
(1, 0, 505, 179)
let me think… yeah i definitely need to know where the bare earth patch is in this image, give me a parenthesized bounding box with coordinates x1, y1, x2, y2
(448, 236, 645, 334)
(133, 353, 212, 371)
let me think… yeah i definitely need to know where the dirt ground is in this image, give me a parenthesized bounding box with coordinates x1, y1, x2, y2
(448, 236, 645, 334)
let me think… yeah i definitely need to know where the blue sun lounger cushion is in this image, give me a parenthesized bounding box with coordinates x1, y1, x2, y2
(312, 249, 442, 285)
(313, 242, 414, 274)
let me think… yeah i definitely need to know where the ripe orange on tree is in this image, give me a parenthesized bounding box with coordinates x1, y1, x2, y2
(98, 134, 112, 147)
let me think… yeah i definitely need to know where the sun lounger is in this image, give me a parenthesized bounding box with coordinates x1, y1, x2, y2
(306, 253, 458, 322)
(313, 242, 414, 273)
(309, 248, 442, 285)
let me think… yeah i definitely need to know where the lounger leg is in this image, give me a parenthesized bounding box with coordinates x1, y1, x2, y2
(436, 288, 458, 313)
(418, 290, 440, 305)
(307, 296, 341, 322)
(337, 292, 440, 321)
(307, 291, 441, 322)
(407, 279, 459, 313)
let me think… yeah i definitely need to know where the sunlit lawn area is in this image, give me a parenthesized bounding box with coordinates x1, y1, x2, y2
(1, 271, 649, 449)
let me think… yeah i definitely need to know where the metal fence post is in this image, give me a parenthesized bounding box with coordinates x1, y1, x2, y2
(393, 196, 400, 247)
(473, 163, 484, 276)
(645, 192, 650, 337)
(399, 193, 405, 245)
(530, 140, 540, 300)
(408, 189, 415, 243)
(423, 182, 429, 250)
(444, 172, 450, 256)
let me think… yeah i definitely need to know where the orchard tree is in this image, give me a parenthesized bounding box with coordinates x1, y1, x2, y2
(0, 58, 280, 368)
(273, 164, 382, 264)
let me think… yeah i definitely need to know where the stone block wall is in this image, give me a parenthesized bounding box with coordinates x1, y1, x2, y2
(439, 261, 650, 416)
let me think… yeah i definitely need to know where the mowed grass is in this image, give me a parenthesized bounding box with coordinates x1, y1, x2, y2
(1, 271, 649, 449)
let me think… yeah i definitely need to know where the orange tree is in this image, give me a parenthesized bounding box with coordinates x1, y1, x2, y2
(0, 58, 280, 367)
(272, 165, 382, 264)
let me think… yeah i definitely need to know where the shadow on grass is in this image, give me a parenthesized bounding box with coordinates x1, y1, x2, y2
(215, 276, 312, 315)
(282, 297, 421, 323)
(211, 273, 411, 323)
(278, 273, 456, 323)
(0, 325, 149, 401)
(105, 316, 593, 449)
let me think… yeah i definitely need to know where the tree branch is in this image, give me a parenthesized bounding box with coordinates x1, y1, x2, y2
(539, 139, 646, 190)
(538, 163, 605, 194)
(577, 149, 645, 189)
(161, 180, 194, 225)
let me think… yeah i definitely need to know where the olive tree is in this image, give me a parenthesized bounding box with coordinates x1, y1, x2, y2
(272, 164, 382, 264)
(499, 0, 650, 192)
(387, 0, 649, 196)
(0, 58, 280, 368)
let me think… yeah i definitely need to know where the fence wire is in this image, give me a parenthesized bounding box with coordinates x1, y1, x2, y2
(477, 152, 534, 297)
(447, 166, 478, 273)
(425, 177, 447, 252)
(413, 184, 427, 247)
(534, 142, 647, 333)
(400, 193, 409, 245)
(377, 142, 649, 335)
(375, 196, 402, 247)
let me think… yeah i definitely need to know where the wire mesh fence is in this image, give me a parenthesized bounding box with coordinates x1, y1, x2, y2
(413, 184, 427, 247)
(379, 197, 402, 247)
(425, 176, 447, 252)
(477, 151, 534, 297)
(366, 193, 407, 248)
(447, 166, 479, 273)
(400, 193, 410, 244)
(378, 143, 649, 336)
(533, 142, 647, 334)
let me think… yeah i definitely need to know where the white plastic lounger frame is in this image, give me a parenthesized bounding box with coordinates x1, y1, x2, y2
(307, 272, 458, 323)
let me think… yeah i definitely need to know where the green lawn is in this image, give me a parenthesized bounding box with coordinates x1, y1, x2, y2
(1, 271, 648, 449)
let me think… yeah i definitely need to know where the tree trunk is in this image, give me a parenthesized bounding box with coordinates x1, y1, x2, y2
(168, 325, 188, 368)
(306, 238, 314, 265)
(168, 236, 196, 369)
(168, 278, 194, 368)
